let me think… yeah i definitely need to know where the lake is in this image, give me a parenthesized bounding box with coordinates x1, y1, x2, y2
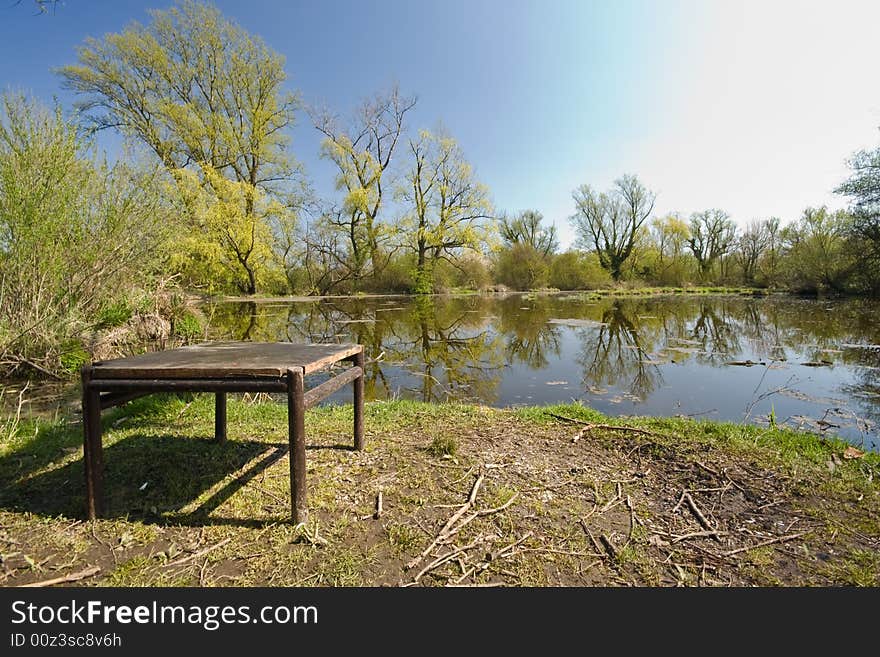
(206, 293, 880, 451)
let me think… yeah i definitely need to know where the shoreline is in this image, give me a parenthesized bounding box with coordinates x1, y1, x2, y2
(1, 398, 877, 587)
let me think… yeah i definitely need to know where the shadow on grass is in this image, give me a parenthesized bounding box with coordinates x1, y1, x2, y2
(0, 391, 360, 527)
(1, 431, 357, 528)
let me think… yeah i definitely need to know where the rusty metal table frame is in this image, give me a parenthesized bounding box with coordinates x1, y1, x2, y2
(80, 345, 365, 524)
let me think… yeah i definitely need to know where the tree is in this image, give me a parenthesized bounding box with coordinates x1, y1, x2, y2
(735, 220, 767, 284)
(401, 130, 494, 293)
(836, 142, 880, 294)
(312, 85, 417, 289)
(781, 206, 853, 293)
(570, 174, 656, 280)
(499, 210, 558, 256)
(59, 0, 302, 294)
(687, 209, 736, 279)
(650, 214, 691, 284)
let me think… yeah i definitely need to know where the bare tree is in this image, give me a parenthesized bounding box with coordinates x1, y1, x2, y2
(736, 220, 767, 284)
(687, 209, 736, 279)
(312, 85, 417, 288)
(570, 174, 655, 280)
(499, 210, 558, 256)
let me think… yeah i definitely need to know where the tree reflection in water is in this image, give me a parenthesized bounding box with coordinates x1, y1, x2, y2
(204, 293, 880, 444)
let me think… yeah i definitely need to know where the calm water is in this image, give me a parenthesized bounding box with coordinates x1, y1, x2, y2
(206, 293, 880, 450)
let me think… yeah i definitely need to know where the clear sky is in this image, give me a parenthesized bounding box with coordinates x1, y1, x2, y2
(2, 0, 879, 248)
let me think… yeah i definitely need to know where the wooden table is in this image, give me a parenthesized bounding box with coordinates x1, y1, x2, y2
(80, 342, 365, 524)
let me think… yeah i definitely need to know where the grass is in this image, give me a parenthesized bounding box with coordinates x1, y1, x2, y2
(1, 396, 878, 587)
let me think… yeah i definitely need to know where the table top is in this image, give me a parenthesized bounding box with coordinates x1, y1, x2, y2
(90, 342, 362, 379)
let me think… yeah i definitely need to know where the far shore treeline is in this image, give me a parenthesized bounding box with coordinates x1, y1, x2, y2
(1, 1, 880, 379)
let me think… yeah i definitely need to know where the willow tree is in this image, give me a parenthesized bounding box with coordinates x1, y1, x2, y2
(59, 0, 301, 294)
(570, 174, 655, 280)
(499, 210, 558, 256)
(402, 130, 493, 293)
(312, 86, 416, 289)
(687, 209, 736, 280)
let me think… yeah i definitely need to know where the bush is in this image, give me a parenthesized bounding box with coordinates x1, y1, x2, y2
(548, 251, 613, 289)
(96, 299, 134, 329)
(494, 244, 548, 290)
(173, 312, 204, 341)
(0, 93, 170, 377)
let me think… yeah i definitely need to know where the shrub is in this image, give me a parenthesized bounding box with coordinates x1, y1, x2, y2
(0, 93, 170, 377)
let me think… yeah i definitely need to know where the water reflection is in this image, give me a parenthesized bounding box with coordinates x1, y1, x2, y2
(207, 294, 880, 449)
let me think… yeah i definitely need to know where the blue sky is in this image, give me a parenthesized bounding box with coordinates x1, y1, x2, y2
(2, 0, 879, 248)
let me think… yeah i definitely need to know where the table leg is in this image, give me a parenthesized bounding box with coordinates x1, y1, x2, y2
(354, 348, 365, 450)
(81, 366, 104, 519)
(287, 368, 307, 524)
(214, 392, 227, 441)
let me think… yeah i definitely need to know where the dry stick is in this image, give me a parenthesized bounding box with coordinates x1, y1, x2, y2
(519, 547, 604, 558)
(452, 532, 532, 585)
(406, 475, 484, 570)
(164, 538, 232, 568)
(669, 530, 729, 543)
(599, 483, 623, 514)
(625, 495, 639, 542)
(598, 534, 618, 561)
(547, 413, 668, 439)
(374, 491, 383, 520)
(448, 465, 477, 487)
(409, 537, 486, 584)
(580, 521, 603, 554)
(445, 582, 505, 588)
(683, 494, 720, 541)
(20, 566, 101, 588)
(438, 493, 521, 545)
(722, 532, 808, 557)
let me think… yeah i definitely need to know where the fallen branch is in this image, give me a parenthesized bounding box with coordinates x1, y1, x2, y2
(669, 530, 729, 543)
(599, 534, 618, 561)
(20, 566, 100, 587)
(165, 538, 232, 568)
(406, 475, 484, 569)
(374, 491, 383, 520)
(722, 532, 808, 557)
(408, 537, 485, 585)
(548, 413, 668, 439)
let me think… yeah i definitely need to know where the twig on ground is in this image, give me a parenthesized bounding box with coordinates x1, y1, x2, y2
(374, 491, 383, 519)
(722, 532, 808, 557)
(406, 475, 484, 570)
(598, 534, 618, 561)
(547, 413, 669, 439)
(164, 537, 232, 568)
(20, 565, 100, 587)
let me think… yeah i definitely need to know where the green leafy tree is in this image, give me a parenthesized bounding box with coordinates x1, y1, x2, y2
(836, 141, 880, 294)
(570, 174, 655, 280)
(401, 130, 494, 293)
(59, 0, 302, 294)
(781, 206, 853, 293)
(312, 85, 416, 289)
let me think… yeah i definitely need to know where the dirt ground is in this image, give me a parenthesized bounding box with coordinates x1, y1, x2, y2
(1, 399, 878, 586)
